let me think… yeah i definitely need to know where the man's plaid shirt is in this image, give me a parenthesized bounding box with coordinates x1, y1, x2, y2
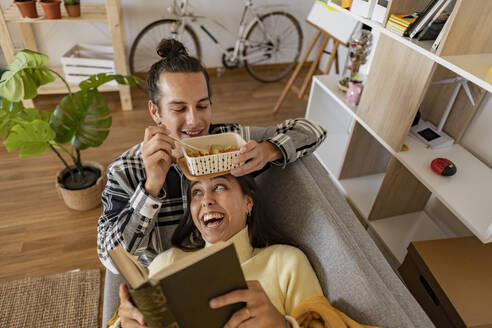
(98, 119, 326, 273)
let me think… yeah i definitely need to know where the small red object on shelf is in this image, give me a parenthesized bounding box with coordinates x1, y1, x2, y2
(431, 158, 457, 176)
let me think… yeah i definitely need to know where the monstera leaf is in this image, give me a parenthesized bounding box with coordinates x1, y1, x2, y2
(3, 120, 55, 157)
(0, 50, 55, 101)
(50, 89, 112, 150)
(0, 98, 51, 138)
(78, 73, 140, 91)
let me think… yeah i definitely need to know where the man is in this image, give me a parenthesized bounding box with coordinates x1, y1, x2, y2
(97, 39, 326, 273)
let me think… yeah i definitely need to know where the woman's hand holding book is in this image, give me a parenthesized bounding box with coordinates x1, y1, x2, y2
(210, 280, 287, 328)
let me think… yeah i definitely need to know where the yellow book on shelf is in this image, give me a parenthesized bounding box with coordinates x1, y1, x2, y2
(389, 14, 417, 26)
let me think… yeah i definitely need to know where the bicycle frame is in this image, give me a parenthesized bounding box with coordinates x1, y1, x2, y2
(167, 0, 289, 63)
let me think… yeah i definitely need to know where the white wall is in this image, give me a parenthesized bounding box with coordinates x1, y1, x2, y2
(1, 0, 316, 68)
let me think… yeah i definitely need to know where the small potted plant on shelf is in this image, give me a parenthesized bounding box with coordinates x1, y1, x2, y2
(0, 49, 139, 210)
(14, 0, 38, 18)
(40, 0, 62, 19)
(64, 0, 80, 17)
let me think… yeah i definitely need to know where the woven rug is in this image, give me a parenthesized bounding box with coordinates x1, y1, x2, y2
(0, 269, 101, 328)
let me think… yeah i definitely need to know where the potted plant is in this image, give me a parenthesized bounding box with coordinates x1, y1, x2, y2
(64, 0, 80, 17)
(40, 0, 62, 19)
(14, 0, 38, 18)
(0, 49, 138, 210)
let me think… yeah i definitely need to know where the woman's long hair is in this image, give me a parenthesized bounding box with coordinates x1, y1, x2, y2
(171, 175, 295, 251)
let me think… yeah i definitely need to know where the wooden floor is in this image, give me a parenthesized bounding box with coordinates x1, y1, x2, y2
(0, 67, 310, 282)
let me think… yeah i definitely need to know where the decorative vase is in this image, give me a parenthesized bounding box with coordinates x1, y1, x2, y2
(14, 0, 38, 18)
(40, 0, 62, 19)
(64, 3, 80, 17)
(346, 81, 363, 106)
(55, 161, 106, 211)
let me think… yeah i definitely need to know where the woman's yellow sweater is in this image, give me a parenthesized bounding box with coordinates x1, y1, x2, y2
(149, 227, 324, 327)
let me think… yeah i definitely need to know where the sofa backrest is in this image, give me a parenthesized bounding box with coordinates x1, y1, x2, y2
(255, 155, 434, 328)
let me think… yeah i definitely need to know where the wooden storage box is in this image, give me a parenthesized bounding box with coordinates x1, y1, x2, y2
(180, 133, 246, 176)
(60, 44, 116, 85)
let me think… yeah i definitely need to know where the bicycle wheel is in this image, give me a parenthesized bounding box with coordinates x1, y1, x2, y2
(244, 12, 303, 82)
(129, 19, 201, 92)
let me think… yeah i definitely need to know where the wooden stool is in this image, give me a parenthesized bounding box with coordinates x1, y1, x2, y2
(273, 21, 347, 114)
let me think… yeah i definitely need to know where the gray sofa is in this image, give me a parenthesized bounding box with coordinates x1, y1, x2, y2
(102, 155, 434, 327)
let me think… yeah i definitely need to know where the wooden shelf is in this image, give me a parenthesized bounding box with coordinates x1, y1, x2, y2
(327, 1, 492, 93)
(396, 135, 492, 244)
(37, 66, 119, 95)
(340, 173, 385, 220)
(4, 3, 108, 23)
(0, 0, 132, 110)
(368, 211, 448, 264)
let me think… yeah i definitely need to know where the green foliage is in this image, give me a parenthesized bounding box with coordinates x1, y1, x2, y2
(3, 120, 55, 157)
(79, 73, 140, 91)
(64, 0, 80, 5)
(51, 89, 111, 150)
(0, 50, 55, 101)
(0, 49, 138, 186)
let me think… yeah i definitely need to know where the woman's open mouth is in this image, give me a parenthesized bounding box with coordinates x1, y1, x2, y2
(202, 212, 225, 229)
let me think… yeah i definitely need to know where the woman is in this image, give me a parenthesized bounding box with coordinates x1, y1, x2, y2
(117, 174, 323, 328)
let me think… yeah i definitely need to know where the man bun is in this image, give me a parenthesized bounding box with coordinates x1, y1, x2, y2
(156, 39, 189, 59)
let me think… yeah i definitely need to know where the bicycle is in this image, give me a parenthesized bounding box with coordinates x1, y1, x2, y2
(129, 0, 303, 92)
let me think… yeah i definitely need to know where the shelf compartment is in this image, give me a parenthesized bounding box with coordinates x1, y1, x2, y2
(37, 66, 119, 95)
(418, 64, 487, 143)
(313, 75, 395, 154)
(435, 0, 492, 57)
(307, 77, 355, 177)
(368, 211, 448, 265)
(339, 173, 385, 220)
(357, 33, 436, 151)
(368, 158, 432, 221)
(339, 122, 392, 180)
(4, 3, 108, 23)
(396, 135, 492, 244)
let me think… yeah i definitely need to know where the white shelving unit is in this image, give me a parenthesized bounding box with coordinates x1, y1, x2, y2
(307, 69, 491, 263)
(368, 211, 447, 264)
(326, 1, 492, 93)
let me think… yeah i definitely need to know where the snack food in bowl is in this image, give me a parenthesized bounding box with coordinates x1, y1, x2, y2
(185, 144, 239, 157)
(180, 132, 246, 176)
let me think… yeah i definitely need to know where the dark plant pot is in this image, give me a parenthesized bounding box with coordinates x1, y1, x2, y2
(64, 3, 80, 17)
(55, 161, 106, 211)
(14, 0, 38, 18)
(40, 0, 62, 19)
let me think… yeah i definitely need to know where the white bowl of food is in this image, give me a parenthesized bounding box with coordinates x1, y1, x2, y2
(179, 132, 246, 176)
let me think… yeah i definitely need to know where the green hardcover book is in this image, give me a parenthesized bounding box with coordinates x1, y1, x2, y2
(109, 242, 247, 328)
